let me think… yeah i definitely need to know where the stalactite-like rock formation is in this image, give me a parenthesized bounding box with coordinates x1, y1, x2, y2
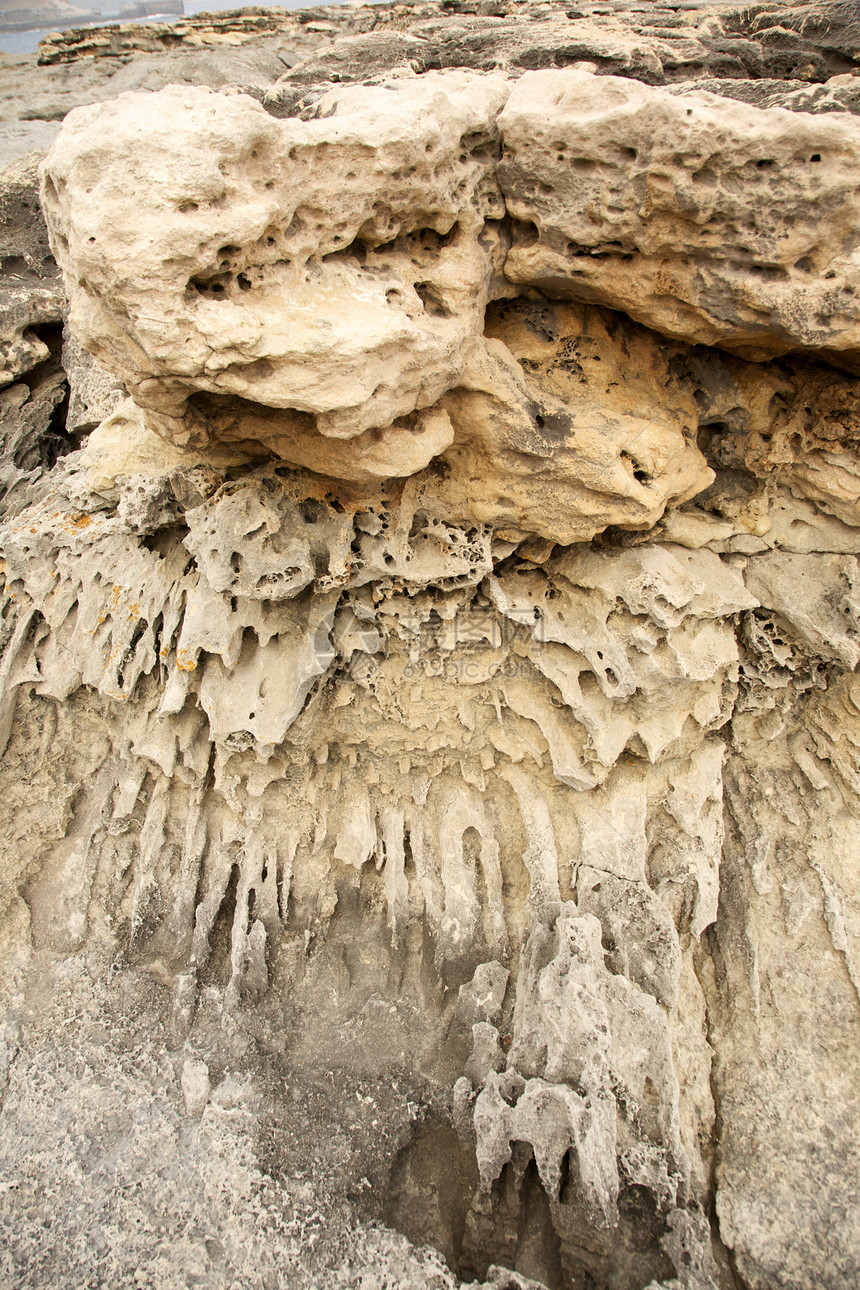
(1, 3, 860, 1289)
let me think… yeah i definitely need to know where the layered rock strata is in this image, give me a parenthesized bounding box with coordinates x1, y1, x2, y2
(1, 3, 860, 1289)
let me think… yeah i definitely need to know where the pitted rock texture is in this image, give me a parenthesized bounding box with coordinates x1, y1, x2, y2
(41, 74, 511, 445)
(40, 75, 719, 541)
(2, 4, 860, 1290)
(499, 69, 860, 360)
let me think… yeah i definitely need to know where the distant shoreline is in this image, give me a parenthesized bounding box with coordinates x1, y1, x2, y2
(0, 0, 294, 54)
(0, 15, 178, 55)
(0, 0, 185, 34)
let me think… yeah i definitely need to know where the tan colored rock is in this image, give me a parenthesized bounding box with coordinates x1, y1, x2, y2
(77, 397, 238, 492)
(743, 550, 860, 668)
(499, 69, 860, 362)
(192, 395, 456, 484)
(434, 296, 712, 543)
(39, 78, 718, 544)
(715, 672, 860, 1290)
(489, 543, 755, 783)
(40, 75, 510, 450)
(4, 14, 860, 1290)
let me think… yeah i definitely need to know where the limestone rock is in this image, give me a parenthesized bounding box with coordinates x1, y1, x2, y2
(40, 77, 512, 448)
(38, 77, 716, 543)
(499, 68, 860, 361)
(0, 364, 67, 516)
(0, 152, 63, 387)
(36, 7, 320, 65)
(0, 19, 317, 169)
(1, 6, 860, 1290)
(743, 550, 860, 667)
(61, 330, 123, 437)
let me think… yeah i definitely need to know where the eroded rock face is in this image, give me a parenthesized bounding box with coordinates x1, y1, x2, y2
(39, 75, 718, 542)
(2, 4, 860, 1290)
(0, 152, 64, 390)
(40, 77, 509, 444)
(500, 69, 860, 361)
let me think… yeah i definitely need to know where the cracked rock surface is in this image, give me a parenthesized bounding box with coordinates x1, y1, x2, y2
(1, 2, 860, 1289)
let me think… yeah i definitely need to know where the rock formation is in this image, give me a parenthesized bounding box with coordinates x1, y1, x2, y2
(1, 2, 860, 1288)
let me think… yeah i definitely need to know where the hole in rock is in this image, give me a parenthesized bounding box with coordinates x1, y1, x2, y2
(255, 568, 302, 592)
(511, 219, 540, 248)
(298, 499, 324, 524)
(512, 1155, 564, 1289)
(692, 167, 716, 185)
(415, 282, 453, 317)
(189, 273, 231, 297)
(613, 1185, 676, 1288)
(201, 862, 240, 988)
(456, 1149, 564, 1289)
(116, 616, 148, 690)
(142, 526, 187, 560)
(384, 1114, 479, 1275)
(558, 1148, 578, 1206)
(420, 225, 460, 253)
(749, 264, 787, 281)
(461, 131, 500, 163)
(242, 358, 273, 380)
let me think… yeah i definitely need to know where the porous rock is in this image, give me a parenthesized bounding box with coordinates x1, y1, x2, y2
(1, 5, 860, 1290)
(499, 68, 860, 361)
